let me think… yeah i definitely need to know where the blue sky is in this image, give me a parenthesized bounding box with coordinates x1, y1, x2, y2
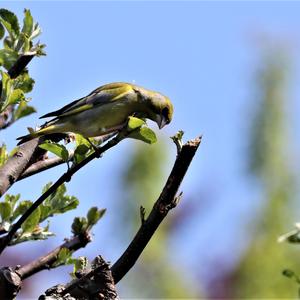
(1, 1, 300, 298)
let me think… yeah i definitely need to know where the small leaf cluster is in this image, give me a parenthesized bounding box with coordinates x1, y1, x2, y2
(71, 207, 106, 235)
(0, 69, 35, 116)
(0, 9, 45, 62)
(0, 8, 45, 122)
(52, 207, 105, 271)
(53, 248, 88, 277)
(39, 142, 70, 162)
(39, 134, 95, 165)
(52, 248, 91, 280)
(126, 116, 157, 144)
(0, 183, 79, 245)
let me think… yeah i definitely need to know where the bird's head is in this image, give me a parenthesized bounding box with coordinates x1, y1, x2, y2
(132, 85, 174, 129)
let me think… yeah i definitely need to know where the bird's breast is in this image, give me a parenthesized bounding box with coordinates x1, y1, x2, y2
(59, 101, 136, 137)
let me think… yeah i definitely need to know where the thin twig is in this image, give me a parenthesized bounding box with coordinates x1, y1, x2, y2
(0, 133, 125, 255)
(7, 54, 34, 79)
(18, 151, 74, 180)
(111, 136, 202, 283)
(0, 53, 35, 94)
(139, 206, 146, 225)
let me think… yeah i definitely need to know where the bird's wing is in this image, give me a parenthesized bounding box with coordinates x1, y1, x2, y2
(40, 82, 133, 119)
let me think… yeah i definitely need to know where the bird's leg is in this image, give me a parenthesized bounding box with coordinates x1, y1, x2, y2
(87, 138, 102, 158)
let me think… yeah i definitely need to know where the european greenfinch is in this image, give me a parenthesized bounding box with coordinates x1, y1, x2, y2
(17, 82, 173, 145)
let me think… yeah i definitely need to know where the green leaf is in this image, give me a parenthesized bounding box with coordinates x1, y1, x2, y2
(47, 194, 79, 216)
(53, 248, 72, 267)
(0, 49, 18, 70)
(0, 202, 12, 222)
(74, 144, 90, 155)
(22, 9, 33, 36)
(42, 182, 52, 194)
(12, 228, 54, 245)
(0, 144, 8, 166)
(75, 134, 92, 148)
(0, 9, 20, 38)
(171, 130, 184, 143)
(127, 116, 145, 131)
(31, 23, 42, 40)
(128, 126, 157, 144)
(14, 100, 36, 121)
(33, 43, 46, 56)
(59, 197, 79, 213)
(21, 206, 41, 233)
(73, 256, 88, 275)
(71, 217, 88, 235)
(15, 72, 35, 93)
(39, 183, 79, 222)
(12, 200, 32, 222)
(87, 207, 106, 226)
(3, 37, 13, 50)
(73, 134, 92, 164)
(74, 144, 90, 164)
(0, 71, 12, 111)
(4, 193, 20, 211)
(7, 88, 25, 106)
(39, 142, 69, 162)
(39, 205, 52, 223)
(20, 34, 31, 53)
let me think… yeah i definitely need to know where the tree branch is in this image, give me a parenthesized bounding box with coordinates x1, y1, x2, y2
(0, 106, 14, 130)
(0, 133, 125, 255)
(0, 266, 21, 300)
(0, 137, 46, 197)
(0, 53, 34, 95)
(17, 231, 92, 280)
(111, 136, 202, 283)
(40, 256, 118, 300)
(0, 231, 93, 299)
(0, 53, 39, 193)
(7, 54, 34, 79)
(18, 151, 74, 180)
(17, 133, 116, 181)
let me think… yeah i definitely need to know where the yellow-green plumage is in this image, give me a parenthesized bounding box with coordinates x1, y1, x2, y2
(17, 82, 173, 145)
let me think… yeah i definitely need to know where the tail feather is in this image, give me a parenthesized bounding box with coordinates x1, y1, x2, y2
(16, 124, 62, 145)
(16, 132, 39, 145)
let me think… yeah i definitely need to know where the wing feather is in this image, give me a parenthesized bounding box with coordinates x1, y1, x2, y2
(40, 82, 133, 119)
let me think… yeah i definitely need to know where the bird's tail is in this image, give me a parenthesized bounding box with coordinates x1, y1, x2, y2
(17, 123, 65, 145)
(16, 128, 40, 145)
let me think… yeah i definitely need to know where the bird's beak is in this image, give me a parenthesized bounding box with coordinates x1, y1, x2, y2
(155, 115, 168, 129)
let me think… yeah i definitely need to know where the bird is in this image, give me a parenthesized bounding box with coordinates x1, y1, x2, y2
(17, 82, 173, 145)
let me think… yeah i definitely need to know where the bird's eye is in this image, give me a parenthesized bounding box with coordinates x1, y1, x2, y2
(162, 107, 170, 123)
